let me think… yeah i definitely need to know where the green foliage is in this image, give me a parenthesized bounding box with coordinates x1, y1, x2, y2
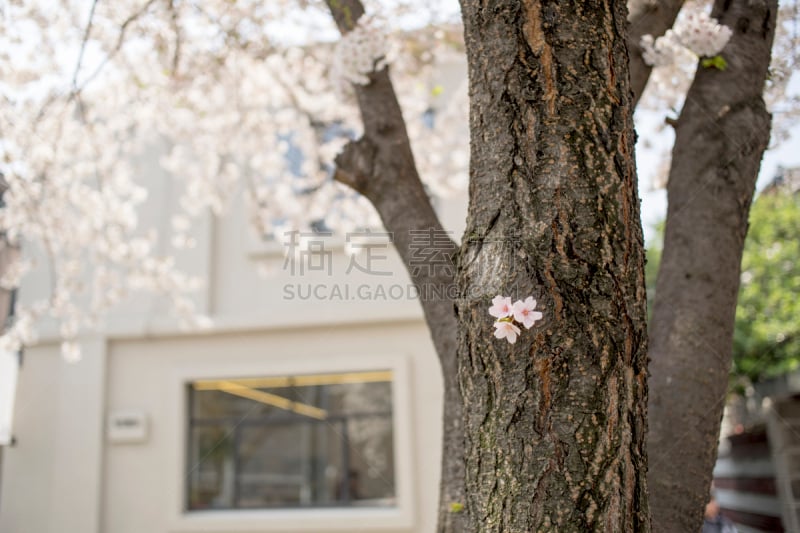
(645, 222, 664, 321)
(701, 55, 728, 71)
(646, 192, 800, 384)
(732, 192, 800, 381)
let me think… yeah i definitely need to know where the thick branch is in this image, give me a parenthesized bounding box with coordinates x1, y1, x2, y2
(324, 0, 456, 355)
(325, 2, 465, 530)
(647, 1, 777, 531)
(628, 0, 685, 107)
(331, 124, 457, 364)
(331, 137, 375, 194)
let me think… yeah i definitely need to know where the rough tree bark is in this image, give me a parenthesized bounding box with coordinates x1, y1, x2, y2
(647, 1, 777, 531)
(455, 1, 650, 530)
(324, 2, 466, 531)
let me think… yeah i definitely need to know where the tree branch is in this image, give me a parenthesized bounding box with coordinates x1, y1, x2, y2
(647, 0, 778, 530)
(323, 0, 456, 360)
(73, 0, 160, 94)
(71, 0, 100, 92)
(324, 2, 465, 530)
(331, 137, 376, 194)
(326, 0, 364, 32)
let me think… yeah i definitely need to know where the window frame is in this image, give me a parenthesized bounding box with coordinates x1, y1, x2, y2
(185, 372, 396, 511)
(166, 353, 416, 532)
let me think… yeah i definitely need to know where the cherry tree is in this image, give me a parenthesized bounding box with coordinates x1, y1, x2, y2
(0, 0, 796, 530)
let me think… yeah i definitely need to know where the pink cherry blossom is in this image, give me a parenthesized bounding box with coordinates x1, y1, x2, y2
(512, 296, 544, 329)
(493, 321, 521, 344)
(488, 295, 513, 318)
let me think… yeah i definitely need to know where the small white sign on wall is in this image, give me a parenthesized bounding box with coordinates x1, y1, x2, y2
(107, 410, 149, 444)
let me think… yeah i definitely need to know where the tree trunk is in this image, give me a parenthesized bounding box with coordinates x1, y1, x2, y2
(456, 1, 650, 530)
(647, 1, 777, 531)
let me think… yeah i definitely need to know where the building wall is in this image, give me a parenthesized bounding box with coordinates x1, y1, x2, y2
(0, 52, 469, 530)
(102, 321, 442, 533)
(0, 320, 447, 533)
(0, 339, 106, 533)
(0, 171, 467, 533)
(714, 428, 784, 532)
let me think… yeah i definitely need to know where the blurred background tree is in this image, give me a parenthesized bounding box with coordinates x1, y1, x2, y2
(733, 178, 800, 382)
(646, 171, 800, 387)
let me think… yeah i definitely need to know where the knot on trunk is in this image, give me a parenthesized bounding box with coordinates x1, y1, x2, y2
(333, 136, 377, 197)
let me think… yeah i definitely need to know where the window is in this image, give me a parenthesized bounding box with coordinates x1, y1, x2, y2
(186, 370, 395, 511)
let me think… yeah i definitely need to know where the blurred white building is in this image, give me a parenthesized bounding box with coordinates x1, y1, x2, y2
(0, 126, 469, 532)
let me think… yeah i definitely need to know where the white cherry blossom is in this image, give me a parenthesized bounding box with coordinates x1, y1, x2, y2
(676, 10, 733, 58)
(332, 16, 389, 86)
(493, 321, 521, 344)
(512, 297, 543, 330)
(488, 295, 513, 319)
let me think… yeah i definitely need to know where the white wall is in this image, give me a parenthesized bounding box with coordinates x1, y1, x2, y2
(0, 319, 446, 533)
(102, 321, 442, 533)
(0, 172, 466, 532)
(0, 338, 106, 533)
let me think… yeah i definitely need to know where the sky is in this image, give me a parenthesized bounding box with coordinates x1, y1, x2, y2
(635, 80, 800, 244)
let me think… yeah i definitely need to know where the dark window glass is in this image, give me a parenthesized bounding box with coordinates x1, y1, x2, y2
(186, 371, 395, 510)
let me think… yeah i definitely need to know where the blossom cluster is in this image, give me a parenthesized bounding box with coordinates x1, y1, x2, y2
(641, 10, 732, 67)
(0, 2, 470, 362)
(676, 11, 734, 58)
(332, 16, 389, 86)
(489, 295, 543, 344)
(640, 33, 685, 68)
